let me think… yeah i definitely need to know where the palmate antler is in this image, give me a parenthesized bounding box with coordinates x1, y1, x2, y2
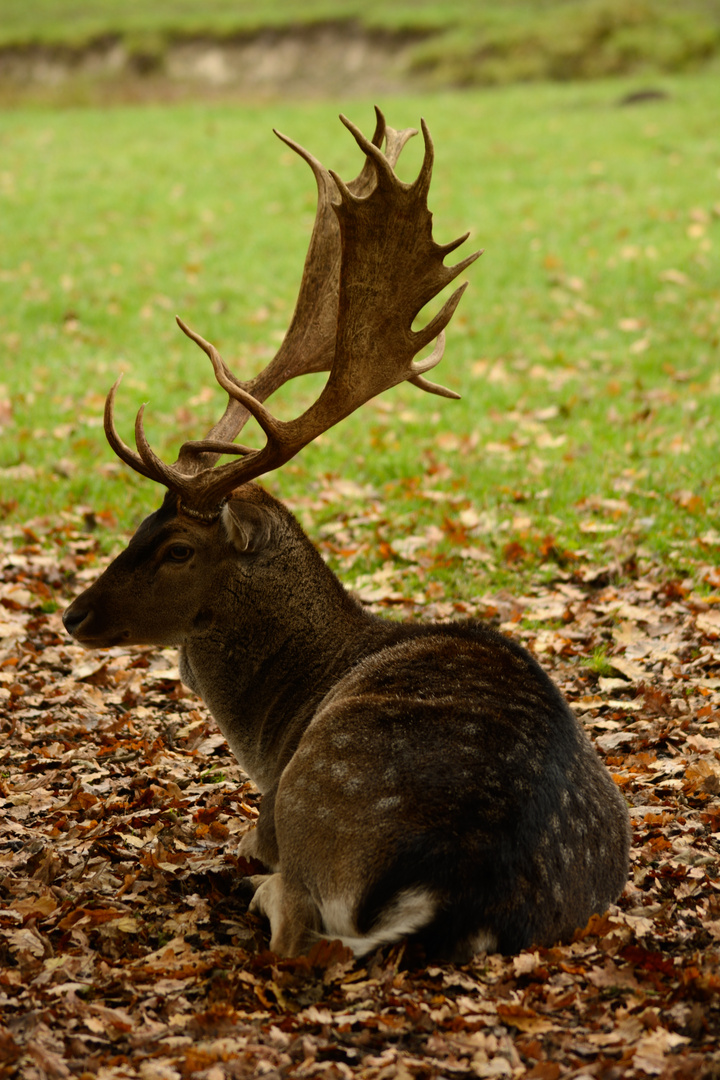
(105, 108, 480, 517)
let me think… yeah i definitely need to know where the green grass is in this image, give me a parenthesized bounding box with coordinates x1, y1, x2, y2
(583, 645, 615, 678)
(1, 74, 718, 588)
(1, 0, 719, 84)
(0, 0, 365, 49)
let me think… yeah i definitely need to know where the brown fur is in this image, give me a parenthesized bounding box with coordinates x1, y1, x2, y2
(64, 483, 631, 960)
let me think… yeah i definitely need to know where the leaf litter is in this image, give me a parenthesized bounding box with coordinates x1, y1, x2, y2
(1, 508, 719, 1079)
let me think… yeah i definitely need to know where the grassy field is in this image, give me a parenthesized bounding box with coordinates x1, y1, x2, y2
(1, 73, 718, 592)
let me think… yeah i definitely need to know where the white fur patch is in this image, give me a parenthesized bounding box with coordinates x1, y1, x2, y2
(319, 887, 437, 957)
(466, 928, 497, 955)
(375, 795, 402, 813)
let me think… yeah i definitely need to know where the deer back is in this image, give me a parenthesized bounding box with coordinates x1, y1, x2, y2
(245, 608, 630, 959)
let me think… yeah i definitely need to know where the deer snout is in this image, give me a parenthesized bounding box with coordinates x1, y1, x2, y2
(63, 599, 132, 647)
(62, 602, 91, 639)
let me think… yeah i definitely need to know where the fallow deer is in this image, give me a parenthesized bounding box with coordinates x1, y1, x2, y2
(63, 110, 630, 961)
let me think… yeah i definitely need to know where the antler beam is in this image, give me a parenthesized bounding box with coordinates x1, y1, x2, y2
(104, 109, 480, 515)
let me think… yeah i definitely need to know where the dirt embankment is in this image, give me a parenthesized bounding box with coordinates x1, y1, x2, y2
(0, 23, 432, 104)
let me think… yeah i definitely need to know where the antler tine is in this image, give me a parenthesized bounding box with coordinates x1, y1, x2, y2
(176, 316, 231, 386)
(408, 332, 461, 399)
(205, 352, 286, 446)
(272, 129, 329, 189)
(337, 113, 404, 195)
(440, 232, 474, 257)
(382, 121, 419, 170)
(414, 119, 435, 201)
(413, 278, 475, 355)
(104, 378, 163, 484)
(351, 106, 418, 195)
(172, 317, 256, 473)
(134, 404, 196, 497)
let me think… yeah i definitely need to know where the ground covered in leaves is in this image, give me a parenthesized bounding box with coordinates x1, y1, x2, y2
(1, 511, 719, 1079)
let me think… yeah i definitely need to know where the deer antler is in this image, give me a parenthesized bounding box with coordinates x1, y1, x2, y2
(105, 109, 480, 516)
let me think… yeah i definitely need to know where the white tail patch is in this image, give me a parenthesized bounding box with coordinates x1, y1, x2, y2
(320, 887, 437, 957)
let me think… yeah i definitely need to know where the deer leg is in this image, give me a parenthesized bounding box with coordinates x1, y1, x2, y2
(237, 828, 262, 862)
(237, 788, 280, 869)
(249, 873, 323, 956)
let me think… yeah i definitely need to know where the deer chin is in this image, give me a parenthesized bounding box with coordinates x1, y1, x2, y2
(178, 648, 200, 695)
(70, 626, 133, 649)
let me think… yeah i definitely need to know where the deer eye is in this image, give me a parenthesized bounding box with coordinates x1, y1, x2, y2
(166, 543, 193, 563)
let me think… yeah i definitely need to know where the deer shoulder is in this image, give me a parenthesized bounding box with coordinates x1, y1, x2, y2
(63, 110, 630, 961)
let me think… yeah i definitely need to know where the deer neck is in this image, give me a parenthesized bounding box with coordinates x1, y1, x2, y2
(178, 559, 378, 792)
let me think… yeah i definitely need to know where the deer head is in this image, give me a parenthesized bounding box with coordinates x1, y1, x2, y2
(64, 107, 478, 662)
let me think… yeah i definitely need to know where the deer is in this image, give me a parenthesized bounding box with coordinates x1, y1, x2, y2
(63, 109, 631, 962)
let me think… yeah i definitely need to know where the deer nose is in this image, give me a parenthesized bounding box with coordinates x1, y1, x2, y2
(62, 604, 89, 637)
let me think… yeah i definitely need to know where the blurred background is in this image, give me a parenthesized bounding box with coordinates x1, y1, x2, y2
(0, 0, 718, 594)
(2, 0, 720, 105)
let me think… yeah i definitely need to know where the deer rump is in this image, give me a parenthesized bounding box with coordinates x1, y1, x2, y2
(62, 109, 631, 961)
(242, 616, 629, 961)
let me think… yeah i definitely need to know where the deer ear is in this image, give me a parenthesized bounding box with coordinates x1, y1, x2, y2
(222, 501, 275, 554)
